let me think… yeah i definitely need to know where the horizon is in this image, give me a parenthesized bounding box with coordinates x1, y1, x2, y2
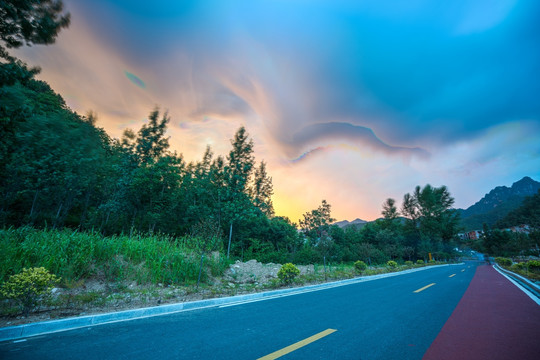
(13, 0, 540, 223)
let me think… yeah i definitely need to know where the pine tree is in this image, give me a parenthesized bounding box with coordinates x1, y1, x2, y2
(225, 126, 254, 195)
(250, 161, 274, 216)
(136, 108, 170, 164)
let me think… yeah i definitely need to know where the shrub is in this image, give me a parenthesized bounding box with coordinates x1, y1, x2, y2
(0, 267, 60, 315)
(495, 257, 512, 267)
(277, 263, 300, 284)
(416, 260, 424, 265)
(527, 260, 540, 273)
(428, 260, 436, 264)
(386, 260, 398, 269)
(405, 261, 413, 267)
(354, 260, 367, 273)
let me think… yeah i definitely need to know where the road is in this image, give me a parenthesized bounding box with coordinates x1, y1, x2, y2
(1, 262, 481, 359)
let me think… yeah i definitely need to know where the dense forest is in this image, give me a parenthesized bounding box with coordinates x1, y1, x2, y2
(0, 55, 470, 264)
(473, 190, 540, 258)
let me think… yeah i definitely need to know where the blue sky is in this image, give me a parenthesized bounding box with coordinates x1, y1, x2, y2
(15, 0, 540, 221)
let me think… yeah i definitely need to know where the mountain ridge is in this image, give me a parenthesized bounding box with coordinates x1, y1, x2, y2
(458, 176, 540, 231)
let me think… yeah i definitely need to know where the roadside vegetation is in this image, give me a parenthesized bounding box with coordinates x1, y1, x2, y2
(494, 257, 540, 282)
(0, 226, 451, 322)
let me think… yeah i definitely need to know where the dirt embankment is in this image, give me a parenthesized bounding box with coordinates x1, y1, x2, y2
(224, 260, 314, 285)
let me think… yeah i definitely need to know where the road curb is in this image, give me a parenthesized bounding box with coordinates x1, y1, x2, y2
(0, 263, 461, 342)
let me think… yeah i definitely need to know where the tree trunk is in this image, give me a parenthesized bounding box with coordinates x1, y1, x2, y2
(29, 189, 39, 223)
(227, 222, 233, 259)
(79, 191, 92, 229)
(196, 254, 204, 290)
(53, 201, 63, 229)
(324, 256, 327, 280)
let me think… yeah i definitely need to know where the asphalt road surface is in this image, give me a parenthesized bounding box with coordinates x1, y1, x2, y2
(1, 261, 537, 359)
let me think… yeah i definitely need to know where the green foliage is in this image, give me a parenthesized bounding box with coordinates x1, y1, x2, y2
(496, 190, 540, 229)
(250, 161, 274, 216)
(0, 267, 60, 315)
(299, 200, 335, 241)
(0, 36, 468, 272)
(0, 0, 71, 62)
(0, 227, 229, 286)
(277, 263, 300, 284)
(509, 261, 540, 281)
(495, 257, 512, 267)
(354, 260, 367, 273)
(478, 226, 535, 257)
(416, 259, 424, 265)
(401, 184, 460, 243)
(386, 260, 398, 269)
(405, 261, 413, 267)
(528, 260, 540, 273)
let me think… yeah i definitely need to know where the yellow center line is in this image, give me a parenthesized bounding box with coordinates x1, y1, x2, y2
(449, 274, 456, 278)
(414, 283, 436, 293)
(257, 329, 337, 360)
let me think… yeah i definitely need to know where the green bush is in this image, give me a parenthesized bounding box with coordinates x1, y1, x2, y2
(495, 257, 512, 267)
(527, 260, 540, 273)
(0, 267, 60, 315)
(428, 260, 436, 264)
(277, 263, 300, 284)
(354, 260, 367, 273)
(386, 260, 398, 269)
(416, 259, 424, 265)
(405, 261, 413, 267)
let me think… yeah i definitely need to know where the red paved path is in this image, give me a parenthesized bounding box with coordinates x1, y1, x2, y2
(424, 265, 540, 359)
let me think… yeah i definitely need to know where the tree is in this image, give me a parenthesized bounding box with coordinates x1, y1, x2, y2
(1, 0, 70, 60)
(382, 198, 399, 221)
(402, 184, 459, 243)
(250, 161, 274, 216)
(222, 126, 256, 257)
(381, 197, 401, 233)
(299, 200, 335, 241)
(225, 126, 254, 195)
(136, 108, 170, 164)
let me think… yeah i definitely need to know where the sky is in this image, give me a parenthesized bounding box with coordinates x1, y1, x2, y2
(13, 0, 540, 223)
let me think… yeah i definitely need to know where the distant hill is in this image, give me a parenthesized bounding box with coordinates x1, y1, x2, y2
(458, 176, 540, 231)
(334, 218, 368, 229)
(496, 189, 540, 229)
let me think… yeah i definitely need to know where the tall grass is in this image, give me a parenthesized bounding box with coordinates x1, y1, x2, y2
(0, 227, 229, 285)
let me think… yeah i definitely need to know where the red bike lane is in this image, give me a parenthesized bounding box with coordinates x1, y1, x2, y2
(423, 265, 540, 360)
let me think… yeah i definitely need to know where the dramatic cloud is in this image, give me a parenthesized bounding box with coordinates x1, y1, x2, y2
(13, 0, 540, 221)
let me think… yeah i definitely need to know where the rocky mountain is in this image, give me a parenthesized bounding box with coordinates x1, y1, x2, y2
(458, 176, 540, 231)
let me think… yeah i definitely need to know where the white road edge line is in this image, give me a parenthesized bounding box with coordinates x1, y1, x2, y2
(493, 266, 540, 306)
